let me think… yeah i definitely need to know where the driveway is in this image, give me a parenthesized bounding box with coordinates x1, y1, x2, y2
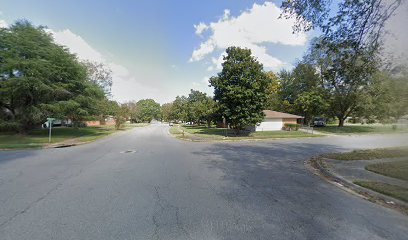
(0, 123, 407, 239)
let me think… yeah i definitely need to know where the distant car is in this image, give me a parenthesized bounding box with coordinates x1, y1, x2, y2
(169, 122, 174, 126)
(313, 117, 326, 127)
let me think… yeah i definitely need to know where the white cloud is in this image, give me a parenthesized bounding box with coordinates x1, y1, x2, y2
(190, 2, 307, 70)
(46, 28, 160, 103)
(0, 19, 8, 28)
(50, 29, 105, 62)
(194, 22, 208, 36)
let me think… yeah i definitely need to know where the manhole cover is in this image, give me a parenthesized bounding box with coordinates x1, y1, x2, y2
(120, 150, 137, 154)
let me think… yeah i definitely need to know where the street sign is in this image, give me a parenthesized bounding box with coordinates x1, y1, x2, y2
(47, 117, 55, 143)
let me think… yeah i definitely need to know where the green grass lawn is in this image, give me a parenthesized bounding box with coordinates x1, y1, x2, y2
(365, 160, 408, 181)
(321, 146, 408, 160)
(172, 125, 318, 140)
(0, 123, 147, 149)
(315, 124, 408, 135)
(353, 180, 408, 203)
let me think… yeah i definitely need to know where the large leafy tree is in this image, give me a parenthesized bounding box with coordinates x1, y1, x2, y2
(266, 63, 325, 123)
(132, 99, 160, 123)
(0, 20, 106, 131)
(294, 90, 329, 125)
(281, 0, 402, 126)
(305, 38, 379, 126)
(186, 89, 216, 126)
(209, 47, 269, 133)
(264, 71, 281, 111)
(160, 103, 174, 122)
(82, 60, 113, 97)
(171, 96, 189, 122)
(358, 71, 408, 123)
(0, 21, 105, 132)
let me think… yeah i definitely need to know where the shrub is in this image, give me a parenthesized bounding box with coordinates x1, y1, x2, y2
(0, 121, 22, 133)
(283, 123, 301, 131)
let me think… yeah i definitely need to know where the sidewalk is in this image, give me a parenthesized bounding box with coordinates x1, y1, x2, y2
(325, 157, 408, 189)
(310, 156, 408, 215)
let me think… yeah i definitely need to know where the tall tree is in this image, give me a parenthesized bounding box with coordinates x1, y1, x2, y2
(171, 96, 188, 122)
(133, 99, 160, 123)
(186, 89, 216, 126)
(0, 20, 106, 131)
(264, 71, 281, 111)
(161, 103, 174, 122)
(82, 60, 113, 97)
(281, 1, 402, 126)
(209, 47, 269, 133)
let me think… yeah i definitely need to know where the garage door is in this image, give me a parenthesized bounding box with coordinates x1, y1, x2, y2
(256, 119, 283, 131)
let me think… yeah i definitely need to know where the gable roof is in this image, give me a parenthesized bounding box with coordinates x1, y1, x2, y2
(263, 110, 303, 119)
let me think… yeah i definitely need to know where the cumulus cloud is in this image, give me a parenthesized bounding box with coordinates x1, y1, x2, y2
(191, 76, 213, 96)
(190, 2, 307, 70)
(51, 29, 105, 62)
(46, 28, 160, 103)
(0, 19, 8, 28)
(194, 22, 209, 36)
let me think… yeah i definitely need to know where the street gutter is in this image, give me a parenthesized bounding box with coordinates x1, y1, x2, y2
(307, 156, 408, 216)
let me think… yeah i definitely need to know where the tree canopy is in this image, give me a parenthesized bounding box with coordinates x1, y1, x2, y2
(0, 20, 110, 132)
(280, 0, 402, 126)
(209, 47, 269, 132)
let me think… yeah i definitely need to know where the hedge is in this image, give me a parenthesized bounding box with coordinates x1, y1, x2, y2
(283, 123, 301, 131)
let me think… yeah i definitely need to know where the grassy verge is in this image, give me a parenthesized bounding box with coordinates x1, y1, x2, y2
(172, 125, 318, 140)
(365, 160, 408, 181)
(315, 124, 408, 135)
(169, 125, 184, 135)
(353, 180, 408, 203)
(0, 123, 146, 149)
(321, 146, 408, 160)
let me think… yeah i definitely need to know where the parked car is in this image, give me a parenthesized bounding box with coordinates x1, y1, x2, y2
(313, 117, 326, 127)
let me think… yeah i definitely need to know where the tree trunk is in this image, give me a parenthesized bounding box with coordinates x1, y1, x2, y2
(338, 118, 345, 127)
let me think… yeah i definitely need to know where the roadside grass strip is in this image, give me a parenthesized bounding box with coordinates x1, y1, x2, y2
(316, 124, 408, 135)
(0, 124, 146, 149)
(353, 181, 408, 203)
(177, 125, 318, 140)
(321, 147, 408, 160)
(365, 160, 408, 181)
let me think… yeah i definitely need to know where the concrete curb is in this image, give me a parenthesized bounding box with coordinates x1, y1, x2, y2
(307, 156, 408, 216)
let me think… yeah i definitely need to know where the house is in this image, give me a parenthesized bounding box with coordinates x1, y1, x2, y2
(255, 110, 303, 131)
(83, 116, 116, 126)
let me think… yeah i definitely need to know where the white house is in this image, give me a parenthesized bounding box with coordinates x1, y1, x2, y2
(255, 110, 303, 131)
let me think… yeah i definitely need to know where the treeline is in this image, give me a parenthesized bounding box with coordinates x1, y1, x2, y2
(265, 56, 408, 126)
(161, 90, 216, 126)
(161, 45, 408, 130)
(0, 20, 121, 132)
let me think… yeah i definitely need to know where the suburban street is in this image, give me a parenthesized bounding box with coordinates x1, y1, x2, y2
(0, 123, 408, 240)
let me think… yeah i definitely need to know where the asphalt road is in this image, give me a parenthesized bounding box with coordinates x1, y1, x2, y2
(1, 124, 408, 240)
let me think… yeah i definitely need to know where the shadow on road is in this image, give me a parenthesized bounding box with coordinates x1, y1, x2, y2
(0, 150, 39, 164)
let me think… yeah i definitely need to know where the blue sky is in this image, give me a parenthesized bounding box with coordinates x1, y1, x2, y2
(1, 0, 406, 103)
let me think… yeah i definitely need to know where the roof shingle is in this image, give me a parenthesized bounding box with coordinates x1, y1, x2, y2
(263, 110, 303, 119)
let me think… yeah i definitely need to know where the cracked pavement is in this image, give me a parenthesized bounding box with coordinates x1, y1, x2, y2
(0, 123, 407, 239)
